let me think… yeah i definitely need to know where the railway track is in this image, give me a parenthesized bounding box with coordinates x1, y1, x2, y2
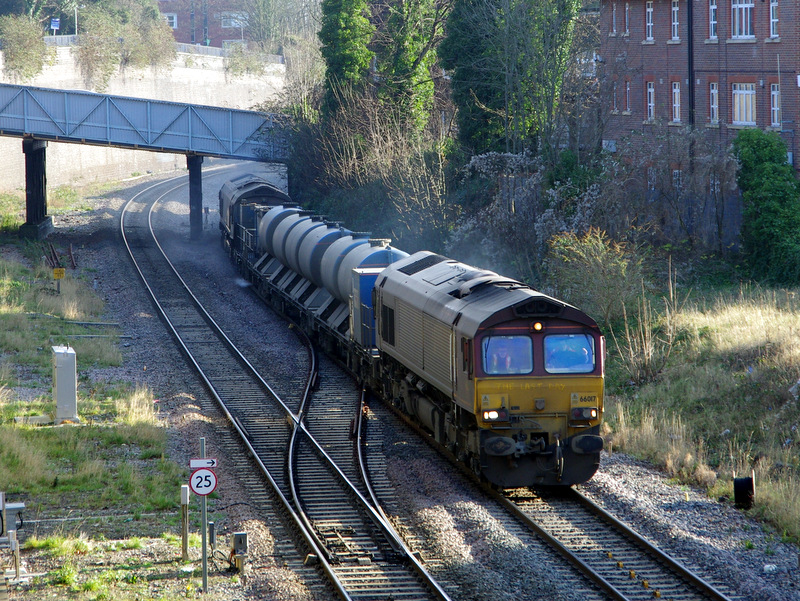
(500, 487, 739, 601)
(368, 374, 742, 601)
(120, 173, 453, 601)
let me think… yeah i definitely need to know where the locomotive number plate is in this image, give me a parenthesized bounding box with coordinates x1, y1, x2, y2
(571, 392, 597, 405)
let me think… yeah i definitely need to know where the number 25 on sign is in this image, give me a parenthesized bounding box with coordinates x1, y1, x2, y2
(189, 468, 217, 496)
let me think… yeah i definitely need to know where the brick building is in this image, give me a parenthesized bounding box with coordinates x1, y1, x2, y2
(158, 0, 250, 48)
(598, 0, 797, 248)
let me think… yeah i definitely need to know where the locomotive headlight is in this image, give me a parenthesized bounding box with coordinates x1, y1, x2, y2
(571, 407, 598, 420)
(532, 322, 543, 331)
(483, 408, 509, 422)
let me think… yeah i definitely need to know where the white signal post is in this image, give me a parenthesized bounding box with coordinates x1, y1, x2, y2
(191, 439, 219, 594)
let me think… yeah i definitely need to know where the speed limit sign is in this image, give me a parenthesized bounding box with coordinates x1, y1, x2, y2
(189, 468, 217, 496)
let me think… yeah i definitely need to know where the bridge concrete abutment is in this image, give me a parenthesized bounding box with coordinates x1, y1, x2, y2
(19, 138, 53, 239)
(188, 154, 203, 240)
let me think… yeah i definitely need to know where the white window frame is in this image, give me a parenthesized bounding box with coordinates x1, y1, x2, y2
(671, 0, 680, 40)
(732, 83, 756, 125)
(625, 2, 630, 34)
(645, 1, 654, 40)
(646, 81, 655, 121)
(672, 82, 681, 122)
(771, 84, 781, 127)
(613, 81, 618, 112)
(770, 0, 779, 38)
(731, 0, 754, 39)
(672, 169, 683, 193)
(625, 81, 631, 112)
(709, 0, 717, 39)
(612, 2, 617, 34)
(709, 82, 719, 123)
(163, 13, 178, 29)
(221, 12, 247, 28)
(647, 167, 656, 191)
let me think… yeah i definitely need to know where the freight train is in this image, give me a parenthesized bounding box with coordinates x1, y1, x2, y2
(220, 173, 605, 487)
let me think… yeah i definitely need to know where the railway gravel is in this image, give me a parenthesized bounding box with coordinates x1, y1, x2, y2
(8, 169, 799, 601)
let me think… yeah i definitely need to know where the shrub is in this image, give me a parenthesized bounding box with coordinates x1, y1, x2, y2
(732, 129, 800, 283)
(545, 227, 643, 323)
(0, 15, 50, 82)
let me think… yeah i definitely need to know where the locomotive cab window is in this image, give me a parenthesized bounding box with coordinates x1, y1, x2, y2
(482, 335, 533, 375)
(544, 334, 595, 374)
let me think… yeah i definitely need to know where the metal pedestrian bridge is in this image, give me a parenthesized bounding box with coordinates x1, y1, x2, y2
(0, 82, 288, 161)
(0, 82, 290, 238)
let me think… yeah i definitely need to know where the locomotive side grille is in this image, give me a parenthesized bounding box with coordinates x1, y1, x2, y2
(422, 315, 452, 385)
(397, 254, 446, 275)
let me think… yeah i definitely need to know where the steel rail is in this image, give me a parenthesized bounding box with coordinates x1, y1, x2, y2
(121, 173, 452, 600)
(568, 488, 736, 601)
(120, 175, 350, 600)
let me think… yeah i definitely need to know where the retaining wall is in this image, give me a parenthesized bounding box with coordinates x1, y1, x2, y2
(0, 46, 284, 193)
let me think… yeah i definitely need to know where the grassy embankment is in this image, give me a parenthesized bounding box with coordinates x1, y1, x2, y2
(603, 273, 800, 545)
(0, 188, 221, 600)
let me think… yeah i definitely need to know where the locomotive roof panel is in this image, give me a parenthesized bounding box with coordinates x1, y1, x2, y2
(378, 251, 598, 337)
(220, 174, 291, 205)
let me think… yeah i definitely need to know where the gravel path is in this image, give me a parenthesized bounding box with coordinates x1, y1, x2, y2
(8, 166, 799, 601)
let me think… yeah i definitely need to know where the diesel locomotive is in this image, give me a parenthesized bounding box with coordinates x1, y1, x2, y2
(220, 174, 605, 487)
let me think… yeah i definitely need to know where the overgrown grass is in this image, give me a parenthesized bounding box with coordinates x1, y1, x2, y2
(604, 282, 800, 542)
(0, 255, 121, 383)
(0, 384, 182, 512)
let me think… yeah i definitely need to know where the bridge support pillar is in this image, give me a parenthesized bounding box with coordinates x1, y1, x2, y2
(188, 154, 204, 240)
(19, 138, 53, 239)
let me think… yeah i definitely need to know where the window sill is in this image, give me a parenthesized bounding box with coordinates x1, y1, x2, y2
(765, 37, 780, 43)
(727, 37, 756, 44)
(728, 123, 757, 129)
(705, 38, 719, 44)
(668, 121, 682, 126)
(705, 123, 720, 129)
(643, 119, 656, 125)
(622, 111, 632, 116)
(667, 39, 680, 44)
(642, 39, 655, 45)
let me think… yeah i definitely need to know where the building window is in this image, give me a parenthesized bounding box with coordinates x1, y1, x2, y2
(645, 1, 654, 40)
(671, 0, 680, 40)
(646, 81, 655, 121)
(163, 13, 178, 29)
(672, 82, 681, 122)
(709, 0, 717, 39)
(612, 2, 617, 34)
(709, 82, 719, 123)
(672, 169, 682, 193)
(732, 83, 756, 125)
(710, 175, 721, 197)
(625, 2, 630, 34)
(221, 12, 247, 28)
(771, 84, 781, 127)
(770, 0, 779, 38)
(613, 82, 618, 112)
(731, 0, 754, 38)
(625, 81, 631, 112)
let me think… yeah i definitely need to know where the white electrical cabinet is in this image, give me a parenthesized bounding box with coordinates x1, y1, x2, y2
(52, 346, 79, 424)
